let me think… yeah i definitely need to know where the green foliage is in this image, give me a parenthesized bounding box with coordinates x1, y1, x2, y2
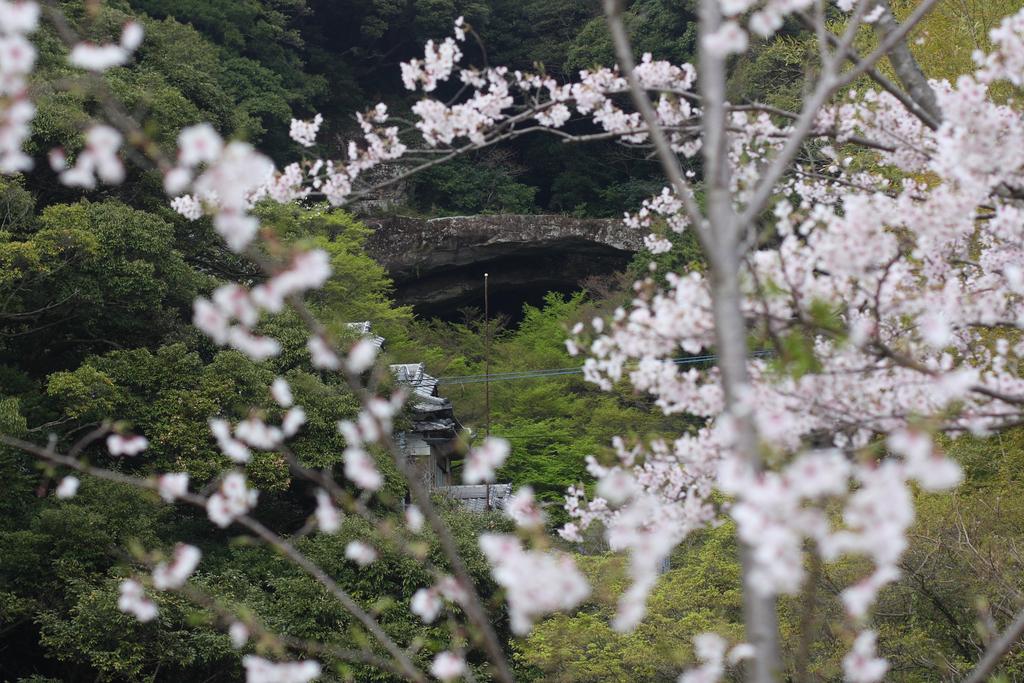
(410, 155, 539, 215)
(565, 0, 698, 74)
(514, 525, 746, 682)
(6, 2, 1024, 681)
(0, 199, 203, 374)
(728, 35, 815, 113)
(417, 292, 679, 526)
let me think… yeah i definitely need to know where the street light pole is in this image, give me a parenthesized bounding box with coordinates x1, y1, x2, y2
(484, 272, 491, 510)
(484, 272, 490, 439)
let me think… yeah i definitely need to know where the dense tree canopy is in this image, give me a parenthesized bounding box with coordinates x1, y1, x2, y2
(5, 1, 1024, 682)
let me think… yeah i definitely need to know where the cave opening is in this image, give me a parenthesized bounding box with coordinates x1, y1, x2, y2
(391, 243, 633, 324)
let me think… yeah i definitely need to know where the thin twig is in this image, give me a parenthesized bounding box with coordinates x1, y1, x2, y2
(0, 433, 427, 682)
(962, 606, 1024, 683)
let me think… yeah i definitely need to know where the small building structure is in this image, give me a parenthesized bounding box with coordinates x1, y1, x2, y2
(390, 362, 459, 489)
(438, 484, 512, 512)
(346, 321, 385, 349)
(348, 322, 511, 511)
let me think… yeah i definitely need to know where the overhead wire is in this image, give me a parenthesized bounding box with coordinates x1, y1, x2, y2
(430, 350, 773, 385)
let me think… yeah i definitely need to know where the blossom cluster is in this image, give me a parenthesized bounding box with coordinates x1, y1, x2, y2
(206, 472, 258, 528)
(242, 656, 321, 683)
(68, 21, 144, 72)
(107, 433, 149, 456)
(478, 533, 590, 634)
(556, 10, 1024, 679)
(462, 437, 511, 483)
(0, 0, 39, 173)
(430, 651, 466, 682)
(56, 125, 126, 188)
(703, 0, 884, 59)
(152, 543, 201, 590)
(192, 250, 331, 361)
(411, 575, 468, 624)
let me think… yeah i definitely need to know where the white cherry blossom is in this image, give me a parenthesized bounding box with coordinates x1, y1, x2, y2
(107, 433, 149, 456)
(55, 475, 79, 499)
(344, 540, 377, 567)
(118, 579, 157, 622)
(152, 543, 201, 590)
(430, 651, 466, 682)
(242, 656, 321, 683)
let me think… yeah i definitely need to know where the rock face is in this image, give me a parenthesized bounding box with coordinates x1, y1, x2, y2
(363, 214, 642, 318)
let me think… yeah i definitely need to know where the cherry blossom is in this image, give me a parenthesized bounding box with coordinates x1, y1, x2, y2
(68, 21, 144, 72)
(401, 37, 462, 92)
(152, 543, 201, 590)
(107, 433, 149, 456)
(462, 437, 510, 484)
(702, 21, 748, 58)
(0, 1, 40, 34)
(118, 579, 157, 622)
(235, 417, 284, 451)
(677, 632, 726, 683)
(842, 630, 888, 683)
(250, 249, 332, 313)
(503, 486, 544, 529)
(170, 194, 203, 220)
(411, 587, 443, 623)
(307, 335, 340, 370)
(171, 134, 276, 252)
(0, 1, 37, 173)
(206, 472, 258, 528)
(210, 418, 252, 464)
(478, 533, 589, 634)
(343, 447, 383, 491)
(271, 378, 293, 407)
(68, 45, 124, 72)
(120, 21, 144, 51)
(430, 651, 466, 682)
(242, 656, 321, 683)
(177, 123, 223, 168)
(157, 472, 189, 502)
(59, 125, 125, 188)
(55, 475, 79, 499)
(314, 489, 341, 533)
(282, 407, 306, 438)
(289, 114, 323, 148)
(344, 540, 377, 567)
(405, 505, 425, 533)
(192, 255, 331, 362)
(229, 621, 249, 648)
(436, 575, 468, 605)
(345, 337, 378, 374)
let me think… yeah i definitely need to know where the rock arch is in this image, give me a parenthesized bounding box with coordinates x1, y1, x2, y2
(363, 214, 642, 319)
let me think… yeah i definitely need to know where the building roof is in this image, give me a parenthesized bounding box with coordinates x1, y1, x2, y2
(439, 484, 512, 512)
(389, 362, 438, 400)
(346, 321, 385, 349)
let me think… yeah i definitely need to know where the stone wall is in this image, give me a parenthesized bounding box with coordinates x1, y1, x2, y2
(363, 214, 642, 318)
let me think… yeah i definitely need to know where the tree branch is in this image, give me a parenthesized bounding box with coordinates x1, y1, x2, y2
(870, 0, 942, 124)
(962, 606, 1024, 683)
(602, 0, 706, 241)
(0, 433, 427, 683)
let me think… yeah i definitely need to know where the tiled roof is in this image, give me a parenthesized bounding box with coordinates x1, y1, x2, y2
(346, 321, 385, 349)
(439, 484, 512, 512)
(389, 362, 438, 399)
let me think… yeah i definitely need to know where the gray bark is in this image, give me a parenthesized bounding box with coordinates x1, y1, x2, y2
(698, 0, 782, 679)
(872, 0, 942, 123)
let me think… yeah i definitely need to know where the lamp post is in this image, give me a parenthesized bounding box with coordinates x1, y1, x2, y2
(484, 272, 491, 510)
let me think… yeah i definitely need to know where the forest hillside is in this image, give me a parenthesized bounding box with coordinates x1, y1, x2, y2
(3, 2, 1024, 682)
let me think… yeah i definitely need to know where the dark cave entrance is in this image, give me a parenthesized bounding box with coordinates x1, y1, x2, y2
(391, 243, 633, 324)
